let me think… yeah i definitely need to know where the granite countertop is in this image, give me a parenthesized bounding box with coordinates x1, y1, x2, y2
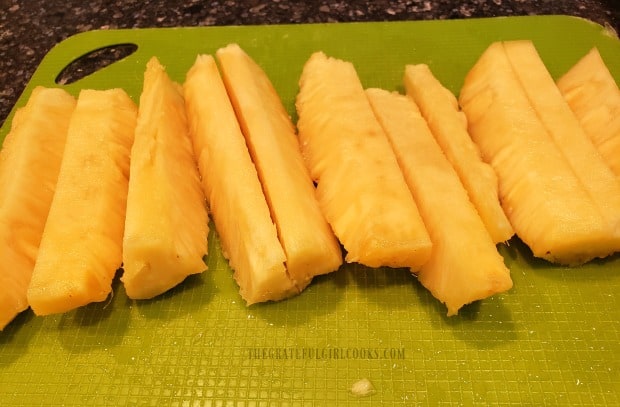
(0, 0, 618, 127)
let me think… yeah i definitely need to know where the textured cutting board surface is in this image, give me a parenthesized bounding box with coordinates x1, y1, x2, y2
(1, 16, 619, 406)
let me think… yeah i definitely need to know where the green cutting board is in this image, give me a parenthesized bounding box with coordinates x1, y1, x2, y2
(1, 15, 619, 406)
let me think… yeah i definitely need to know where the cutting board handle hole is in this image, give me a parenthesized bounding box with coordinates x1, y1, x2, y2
(55, 43, 138, 85)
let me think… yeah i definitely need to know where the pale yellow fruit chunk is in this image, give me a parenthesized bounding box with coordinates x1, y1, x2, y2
(215, 44, 342, 289)
(503, 40, 620, 247)
(184, 54, 297, 304)
(27, 89, 137, 315)
(404, 64, 514, 244)
(367, 88, 512, 316)
(0, 87, 75, 329)
(296, 52, 432, 269)
(557, 47, 620, 179)
(122, 57, 209, 300)
(459, 42, 617, 266)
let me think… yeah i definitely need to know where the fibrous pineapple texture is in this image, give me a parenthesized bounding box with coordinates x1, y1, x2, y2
(184, 54, 298, 304)
(122, 57, 209, 300)
(404, 64, 514, 244)
(296, 52, 432, 269)
(27, 89, 137, 315)
(0, 87, 75, 329)
(367, 88, 512, 316)
(460, 42, 619, 266)
(557, 47, 620, 179)
(216, 44, 342, 289)
(503, 40, 620, 252)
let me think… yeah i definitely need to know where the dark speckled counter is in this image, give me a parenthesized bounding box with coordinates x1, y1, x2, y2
(0, 0, 618, 126)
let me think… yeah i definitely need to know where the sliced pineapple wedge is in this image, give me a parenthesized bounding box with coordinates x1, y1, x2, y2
(0, 87, 75, 329)
(367, 88, 512, 316)
(27, 89, 137, 315)
(184, 54, 298, 304)
(404, 64, 514, 244)
(503, 40, 620, 245)
(121, 57, 209, 300)
(215, 44, 342, 289)
(557, 48, 620, 179)
(296, 52, 432, 269)
(459, 42, 617, 266)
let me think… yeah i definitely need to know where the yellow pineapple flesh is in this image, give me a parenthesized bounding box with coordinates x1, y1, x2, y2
(27, 89, 137, 315)
(503, 40, 620, 244)
(459, 42, 616, 266)
(557, 48, 620, 178)
(367, 88, 512, 316)
(121, 57, 209, 300)
(184, 54, 297, 304)
(403, 64, 514, 244)
(215, 44, 342, 288)
(295, 52, 432, 269)
(0, 87, 75, 329)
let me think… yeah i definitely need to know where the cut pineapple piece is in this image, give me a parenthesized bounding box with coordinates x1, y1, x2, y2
(295, 52, 432, 269)
(503, 40, 620, 242)
(184, 54, 298, 304)
(27, 89, 137, 315)
(367, 88, 512, 316)
(557, 48, 620, 178)
(121, 57, 209, 300)
(459, 42, 617, 266)
(0, 87, 75, 329)
(403, 64, 514, 244)
(215, 44, 342, 288)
